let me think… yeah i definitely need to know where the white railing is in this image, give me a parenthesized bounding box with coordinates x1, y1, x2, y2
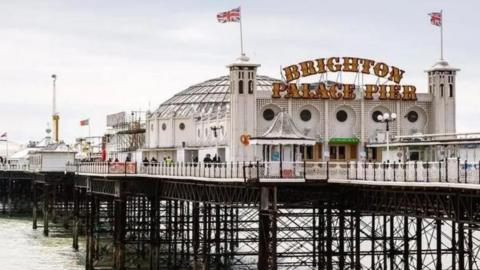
(69, 162, 137, 175)
(5, 159, 480, 186)
(140, 162, 246, 179)
(344, 159, 480, 184)
(0, 163, 31, 171)
(72, 161, 313, 181)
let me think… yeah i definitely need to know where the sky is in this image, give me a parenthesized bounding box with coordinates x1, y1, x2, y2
(1, 0, 479, 145)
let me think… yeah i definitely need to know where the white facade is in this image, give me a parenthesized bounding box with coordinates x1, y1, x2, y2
(30, 151, 76, 172)
(143, 58, 458, 163)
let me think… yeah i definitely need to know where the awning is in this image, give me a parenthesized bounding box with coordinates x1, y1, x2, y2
(329, 137, 360, 145)
(250, 111, 316, 146)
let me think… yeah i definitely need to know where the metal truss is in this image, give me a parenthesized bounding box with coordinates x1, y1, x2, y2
(347, 187, 480, 224)
(63, 175, 480, 269)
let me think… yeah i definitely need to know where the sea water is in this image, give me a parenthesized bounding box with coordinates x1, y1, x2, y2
(0, 216, 84, 270)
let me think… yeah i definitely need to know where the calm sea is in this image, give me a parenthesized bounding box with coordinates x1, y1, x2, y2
(0, 216, 84, 270)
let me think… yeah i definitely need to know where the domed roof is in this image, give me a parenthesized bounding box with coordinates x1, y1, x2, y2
(154, 75, 278, 118)
(427, 59, 460, 72)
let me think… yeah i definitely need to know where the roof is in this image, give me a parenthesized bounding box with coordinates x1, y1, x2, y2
(427, 60, 460, 72)
(153, 75, 278, 118)
(251, 111, 316, 145)
(9, 148, 38, 160)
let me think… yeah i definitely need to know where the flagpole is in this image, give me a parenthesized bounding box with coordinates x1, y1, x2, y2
(440, 10, 444, 60)
(239, 7, 244, 56)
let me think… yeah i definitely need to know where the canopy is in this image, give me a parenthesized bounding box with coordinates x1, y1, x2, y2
(329, 137, 360, 145)
(250, 111, 316, 145)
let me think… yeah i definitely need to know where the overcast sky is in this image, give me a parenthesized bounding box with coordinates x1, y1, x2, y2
(1, 0, 479, 144)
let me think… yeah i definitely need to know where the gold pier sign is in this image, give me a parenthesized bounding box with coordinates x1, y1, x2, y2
(272, 57, 417, 101)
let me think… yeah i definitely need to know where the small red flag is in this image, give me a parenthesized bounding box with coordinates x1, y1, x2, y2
(429, 12, 442, 27)
(217, 7, 241, 23)
(80, 119, 89, 126)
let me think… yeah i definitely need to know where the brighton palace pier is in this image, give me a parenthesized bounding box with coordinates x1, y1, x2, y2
(142, 55, 458, 164)
(3, 54, 480, 270)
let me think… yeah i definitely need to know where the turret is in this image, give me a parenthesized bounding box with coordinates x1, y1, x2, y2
(427, 60, 459, 134)
(227, 55, 260, 161)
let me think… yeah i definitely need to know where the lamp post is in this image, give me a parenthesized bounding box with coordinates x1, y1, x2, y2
(377, 112, 397, 163)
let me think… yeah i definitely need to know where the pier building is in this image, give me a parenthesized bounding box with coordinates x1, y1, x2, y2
(142, 56, 459, 163)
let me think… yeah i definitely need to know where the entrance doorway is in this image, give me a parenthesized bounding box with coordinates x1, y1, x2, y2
(329, 144, 357, 161)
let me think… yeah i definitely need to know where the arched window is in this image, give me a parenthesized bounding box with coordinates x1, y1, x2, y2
(406, 111, 418, 123)
(300, 109, 312, 122)
(263, 109, 275, 121)
(248, 80, 253, 94)
(336, 110, 348, 122)
(440, 84, 444, 97)
(238, 80, 244, 94)
(372, 111, 383, 123)
(449, 84, 453, 97)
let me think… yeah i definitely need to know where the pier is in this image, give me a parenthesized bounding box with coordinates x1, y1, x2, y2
(0, 160, 479, 269)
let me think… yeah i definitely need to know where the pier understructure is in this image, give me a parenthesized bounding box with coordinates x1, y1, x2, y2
(1, 160, 480, 270)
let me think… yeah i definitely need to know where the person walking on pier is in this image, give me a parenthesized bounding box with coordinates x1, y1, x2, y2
(192, 156, 199, 167)
(165, 156, 173, 166)
(204, 154, 212, 168)
(142, 157, 149, 167)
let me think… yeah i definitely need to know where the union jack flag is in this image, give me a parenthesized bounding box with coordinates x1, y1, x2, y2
(217, 7, 241, 23)
(429, 12, 442, 27)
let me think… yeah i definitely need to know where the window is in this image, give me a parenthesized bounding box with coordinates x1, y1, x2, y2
(179, 123, 185, 130)
(238, 80, 244, 94)
(300, 145, 314, 160)
(336, 110, 348, 122)
(409, 151, 420, 161)
(248, 80, 253, 94)
(338, 146, 346, 160)
(300, 109, 312, 121)
(449, 84, 453, 97)
(330, 146, 346, 160)
(263, 109, 275, 121)
(407, 111, 418, 123)
(440, 84, 444, 97)
(329, 146, 337, 160)
(161, 123, 167, 130)
(372, 111, 383, 122)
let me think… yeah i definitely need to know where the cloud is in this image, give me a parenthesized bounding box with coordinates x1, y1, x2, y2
(0, 0, 479, 144)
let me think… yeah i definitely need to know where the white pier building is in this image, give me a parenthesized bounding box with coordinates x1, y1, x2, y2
(141, 55, 460, 164)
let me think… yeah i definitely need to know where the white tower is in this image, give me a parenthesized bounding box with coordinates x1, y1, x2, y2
(427, 60, 459, 134)
(228, 55, 260, 162)
(51, 74, 60, 143)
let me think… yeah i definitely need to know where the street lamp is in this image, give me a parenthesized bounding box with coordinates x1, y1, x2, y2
(377, 112, 397, 163)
